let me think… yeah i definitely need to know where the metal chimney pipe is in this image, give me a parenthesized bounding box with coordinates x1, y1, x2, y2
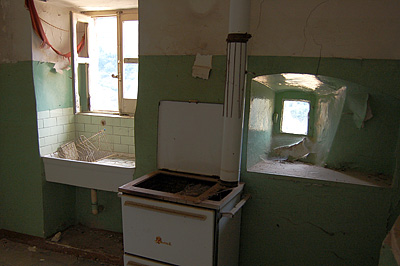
(219, 0, 251, 186)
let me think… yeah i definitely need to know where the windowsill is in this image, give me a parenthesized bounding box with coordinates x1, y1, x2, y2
(77, 112, 134, 118)
(248, 160, 392, 188)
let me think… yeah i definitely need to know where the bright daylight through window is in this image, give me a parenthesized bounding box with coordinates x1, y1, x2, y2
(90, 16, 139, 113)
(281, 100, 310, 135)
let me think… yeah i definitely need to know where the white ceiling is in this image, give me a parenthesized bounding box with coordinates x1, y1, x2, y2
(43, 0, 138, 11)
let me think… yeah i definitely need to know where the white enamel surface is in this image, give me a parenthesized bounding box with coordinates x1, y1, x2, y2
(157, 101, 223, 176)
(220, 42, 248, 183)
(124, 254, 170, 266)
(122, 195, 215, 266)
(43, 156, 134, 192)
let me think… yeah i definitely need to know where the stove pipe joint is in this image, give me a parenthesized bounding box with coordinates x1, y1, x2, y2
(219, 0, 251, 186)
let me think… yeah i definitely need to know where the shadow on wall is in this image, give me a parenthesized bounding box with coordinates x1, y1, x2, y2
(247, 73, 400, 187)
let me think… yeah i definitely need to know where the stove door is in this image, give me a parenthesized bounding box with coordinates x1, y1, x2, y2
(122, 195, 215, 266)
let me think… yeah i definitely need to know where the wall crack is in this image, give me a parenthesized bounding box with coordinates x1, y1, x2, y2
(282, 217, 346, 236)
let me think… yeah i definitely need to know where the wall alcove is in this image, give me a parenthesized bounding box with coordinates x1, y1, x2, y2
(246, 73, 400, 187)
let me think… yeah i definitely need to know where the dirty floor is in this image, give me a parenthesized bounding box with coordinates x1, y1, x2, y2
(0, 224, 123, 266)
(1, 223, 399, 266)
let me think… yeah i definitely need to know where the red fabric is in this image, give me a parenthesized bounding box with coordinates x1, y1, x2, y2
(25, 0, 85, 58)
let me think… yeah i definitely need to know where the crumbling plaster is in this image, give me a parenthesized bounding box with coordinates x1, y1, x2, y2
(140, 0, 400, 59)
(249, 0, 400, 59)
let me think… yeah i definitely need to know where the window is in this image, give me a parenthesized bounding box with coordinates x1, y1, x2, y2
(71, 10, 138, 116)
(273, 92, 315, 137)
(281, 100, 310, 135)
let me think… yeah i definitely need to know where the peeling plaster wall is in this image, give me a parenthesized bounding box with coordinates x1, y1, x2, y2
(249, 0, 400, 59)
(141, 0, 400, 59)
(136, 0, 400, 265)
(140, 0, 228, 55)
(1, 0, 400, 263)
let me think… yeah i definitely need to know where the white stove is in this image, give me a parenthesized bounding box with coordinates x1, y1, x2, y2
(119, 101, 249, 266)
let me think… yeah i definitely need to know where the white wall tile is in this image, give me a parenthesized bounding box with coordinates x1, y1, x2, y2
(37, 119, 44, 129)
(76, 114, 92, 124)
(113, 126, 129, 136)
(37, 110, 50, 119)
(57, 115, 70, 125)
(44, 135, 58, 146)
(38, 137, 45, 147)
(75, 123, 85, 132)
(51, 143, 61, 152)
(58, 133, 72, 143)
(91, 116, 104, 125)
(64, 124, 75, 133)
(105, 117, 121, 126)
(129, 146, 135, 154)
(43, 117, 57, 128)
(121, 136, 134, 145)
(40, 145, 53, 156)
(85, 124, 99, 133)
(50, 108, 63, 118)
(102, 126, 113, 134)
(76, 132, 93, 140)
(50, 125, 64, 135)
(109, 135, 121, 144)
(129, 128, 134, 137)
(38, 128, 51, 138)
(121, 118, 133, 128)
(114, 144, 129, 153)
(68, 114, 75, 124)
(62, 108, 74, 115)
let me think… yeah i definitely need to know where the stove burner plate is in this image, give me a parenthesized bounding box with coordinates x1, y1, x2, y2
(119, 170, 244, 210)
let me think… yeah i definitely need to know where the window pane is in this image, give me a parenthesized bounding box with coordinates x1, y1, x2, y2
(281, 100, 310, 135)
(123, 63, 138, 99)
(91, 16, 118, 112)
(123, 20, 138, 99)
(76, 22, 88, 58)
(123, 20, 138, 58)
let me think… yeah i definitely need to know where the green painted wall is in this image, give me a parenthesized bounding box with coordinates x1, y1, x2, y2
(31, 60, 77, 237)
(0, 61, 45, 237)
(75, 188, 123, 233)
(134, 55, 400, 265)
(2, 52, 400, 264)
(33, 61, 74, 112)
(247, 80, 275, 167)
(326, 90, 400, 175)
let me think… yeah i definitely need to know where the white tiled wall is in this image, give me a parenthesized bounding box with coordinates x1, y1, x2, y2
(75, 113, 135, 155)
(37, 110, 135, 156)
(37, 107, 75, 155)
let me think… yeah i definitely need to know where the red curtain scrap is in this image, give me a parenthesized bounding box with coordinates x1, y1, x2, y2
(25, 0, 85, 59)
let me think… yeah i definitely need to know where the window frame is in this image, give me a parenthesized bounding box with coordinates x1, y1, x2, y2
(273, 91, 316, 137)
(70, 9, 139, 116)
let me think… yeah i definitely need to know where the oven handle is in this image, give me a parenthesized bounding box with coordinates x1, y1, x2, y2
(124, 200, 208, 221)
(221, 194, 251, 218)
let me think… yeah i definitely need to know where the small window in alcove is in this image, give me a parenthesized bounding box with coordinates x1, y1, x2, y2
(281, 100, 310, 135)
(247, 73, 395, 188)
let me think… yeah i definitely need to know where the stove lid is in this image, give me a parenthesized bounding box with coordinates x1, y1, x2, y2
(157, 101, 223, 176)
